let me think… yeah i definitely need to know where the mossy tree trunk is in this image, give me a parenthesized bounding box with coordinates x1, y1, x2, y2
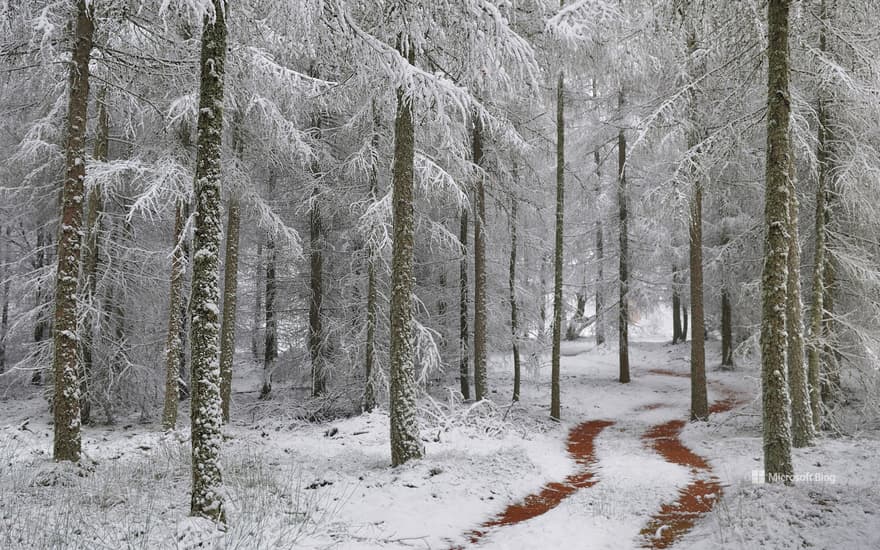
(52, 0, 94, 462)
(189, 0, 228, 521)
(761, 0, 795, 483)
(388, 40, 423, 466)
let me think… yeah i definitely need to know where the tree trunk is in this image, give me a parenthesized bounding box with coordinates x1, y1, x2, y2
(509, 196, 521, 402)
(682, 303, 688, 341)
(593, 120, 605, 346)
(761, 0, 795, 483)
(0, 226, 9, 373)
(807, 23, 829, 428)
(363, 108, 380, 413)
(617, 89, 630, 384)
(261, 177, 278, 399)
(162, 202, 186, 430)
(189, 0, 228, 521)
(251, 242, 263, 361)
(787, 161, 813, 448)
(309, 184, 326, 397)
(672, 267, 682, 343)
(550, 69, 565, 420)
(721, 282, 734, 368)
(79, 89, 108, 426)
(473, 114, 488, 402)
(219, 197, 241, 422)
(177, 200, 191, 401)
(687, 28, 708, 421)
(32, 228, 47, 385)
(52, 0, 93, 462)
(388, 41, 423, 466)
(458, 205, 470, 400)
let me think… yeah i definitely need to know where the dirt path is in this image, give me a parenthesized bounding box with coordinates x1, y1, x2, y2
(450, 420, 614, 549)
(453, 366, 744, 549)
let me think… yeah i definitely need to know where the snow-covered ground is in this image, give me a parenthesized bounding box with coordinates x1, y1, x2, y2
(1, 317, 879, 549)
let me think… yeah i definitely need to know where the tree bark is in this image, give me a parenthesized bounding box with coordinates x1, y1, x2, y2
(363, 107, 380, 413)
(189, 0, 228, 521)
(261, 176, 278, 399)
(617, 89, 630, 384)
(550, 69, 565, 419)
(509, 194, 521, 402)
(672, 267, 682, 344)
(761, 0, 795, 483)
(219, 197, 241, 422)
(162, 202, 186, 430)
(52, 0, 93, 462)
(807, 33, 829, 430)
(309, 184, 326, 397)
(0, 226, 8, 373)
(388, 40, 423, 466)
(32, 228, 48, 385)
(458, 205, 470, 400)
(473, 114, 488, 402)
(593, 96, 605, 347)
(251, 242, 263, 361)
(721, 265, 734, 367)
(78, 89, 108, 426)
(687, 28, 708, 421)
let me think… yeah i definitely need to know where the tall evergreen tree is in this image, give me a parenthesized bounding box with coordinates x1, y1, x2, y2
(52, 0, 94, 462)
(189, 0, 229, 521)
(761, 0, 795, 484)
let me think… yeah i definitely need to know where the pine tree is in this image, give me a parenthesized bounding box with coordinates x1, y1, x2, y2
(52, 0, 94, 462)
(550, 67, 565, 419)
(687, 23, 708, 421)
(388, 40, 423, 467)
(761, 0, 795, 484)
(162, 202, 186, 431)
(219, 196, 241, 422)
(189, 0, 228, 521)
(509, 194, 521, 402)
(472, 114, 488, 402)
(458, 204, 470, 400)
(617, 89, 630, 384)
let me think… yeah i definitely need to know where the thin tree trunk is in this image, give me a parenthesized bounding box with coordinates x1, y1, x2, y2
(672, 267, 682, 343)
(363, 107, 380, 413)
(687, 27, 708, 421)
(189, 0, 228, 521)
(550, 68, 565, 419)
(721, 255, 734, 368)
(32, 228, 47, 385)
(0, 226, 9, 373)
(473, 114, 488, 402)
(617, 89, 630, 384)
(162, 202, 186, 430)
(219, 197, 241, 422)
(388, 40, 423, 466)
(509, 195, 521, 402)
(761, 0, 795, 483)
(682, 303, 688, 341)
(177, 200, 191, 400)
(79, 89, 108, 426)
(593, 110, 605, 346)
(807, 16, 830, 428)
(309, 184, 326, 397)
(787, 160, 812, 448)
(458, 205, 470, 400)
(52, 0, 93, 462)
(251, 242, 263, 360)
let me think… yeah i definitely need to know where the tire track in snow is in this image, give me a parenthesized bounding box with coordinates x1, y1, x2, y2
(639, 369, 744, 548)
(451, 419, 614, 548)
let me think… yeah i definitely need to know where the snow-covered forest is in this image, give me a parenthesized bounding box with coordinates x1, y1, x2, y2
(1, 0, 879, 548)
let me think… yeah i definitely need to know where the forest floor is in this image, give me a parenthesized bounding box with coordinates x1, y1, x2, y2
(1, 328, 880, 549)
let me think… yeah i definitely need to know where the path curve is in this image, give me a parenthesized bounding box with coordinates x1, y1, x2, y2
(451, 420, 614, 548)
(639, 369, 744, 548)
(452, 366, 744, 549)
